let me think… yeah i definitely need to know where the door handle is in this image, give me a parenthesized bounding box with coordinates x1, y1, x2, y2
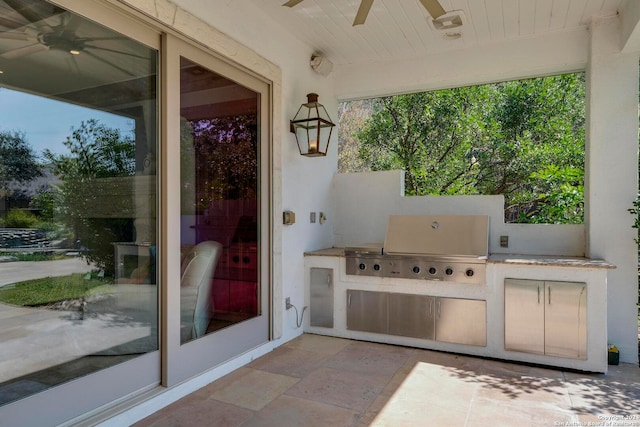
(548, 285, 551, 305)
(347, 292, 351, 306)
(537, 285, 540, 304)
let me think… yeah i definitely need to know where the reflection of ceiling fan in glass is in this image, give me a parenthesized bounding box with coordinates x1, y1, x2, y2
(283, 0, 451, 26)
(0, 0, 148, 76)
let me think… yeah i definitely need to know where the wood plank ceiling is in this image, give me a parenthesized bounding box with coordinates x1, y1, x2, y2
(250, 0, 625, 66)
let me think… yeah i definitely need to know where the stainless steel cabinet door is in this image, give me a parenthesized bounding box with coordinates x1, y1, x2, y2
(504, 279, 545, 355)
(388, 293, 435, 339)
(310, 268, 334, 328)
(544, 281, 587, 359)
(346, 290, 388, 334)
(435, 297, 486, 346)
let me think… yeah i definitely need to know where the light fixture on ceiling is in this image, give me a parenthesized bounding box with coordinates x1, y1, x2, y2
(290, 93, 335, 157)
(442, 32, 462, 40)
(310, 54, 333, 77)
(430, 10, 466, 31)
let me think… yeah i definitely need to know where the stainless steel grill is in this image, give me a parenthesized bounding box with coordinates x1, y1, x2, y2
(345, 215, 489, 285)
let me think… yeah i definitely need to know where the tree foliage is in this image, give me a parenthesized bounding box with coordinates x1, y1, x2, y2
(340, 73, 585, 224)
(3, 209, 39, 228)
(44, 119, 136, 274)
(0, 130, 42, 197)
(338, 99, 375, 173)
(181, 114, 257, 214)
(45, 119, 136, 179)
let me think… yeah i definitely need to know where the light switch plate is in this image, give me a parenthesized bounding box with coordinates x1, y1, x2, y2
(283, 211, 295, 225)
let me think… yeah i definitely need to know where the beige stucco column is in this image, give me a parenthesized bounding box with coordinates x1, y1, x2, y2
(586, 15, 639, 363)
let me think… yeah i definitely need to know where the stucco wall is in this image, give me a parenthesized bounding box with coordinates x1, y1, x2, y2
(586, 16, 639, 364)
(333, 170, 586, 257)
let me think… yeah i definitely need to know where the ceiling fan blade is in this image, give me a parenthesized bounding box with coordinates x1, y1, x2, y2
(84, 49, 136, 77)
(353, 0, 374, 26)
(78, 36, 124, 42)
(282, 0, 304, 7)
(0, 15, 27, 30)
(0, 31, 33, 41)
(418, 0, 446, 19)
(84, 45, 150, 60)
(60, 14, 82, 36)
(1, 42, 48, 59)
(0, 25, 39, 41)
(4, 0, 63, 25)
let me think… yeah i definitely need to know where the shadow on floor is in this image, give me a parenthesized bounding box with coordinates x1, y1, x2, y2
(134, 334, 640, 427)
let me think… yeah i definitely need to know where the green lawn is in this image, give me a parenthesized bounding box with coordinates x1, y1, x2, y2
(0, 273, 112, 307)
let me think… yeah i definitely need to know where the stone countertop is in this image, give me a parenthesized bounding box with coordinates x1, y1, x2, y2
(304, 247, 616, 269)
(304, 247, 346, 257)
(487, 254, 616, 269)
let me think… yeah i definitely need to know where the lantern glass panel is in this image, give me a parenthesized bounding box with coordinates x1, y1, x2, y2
(290, 95, 335, 156)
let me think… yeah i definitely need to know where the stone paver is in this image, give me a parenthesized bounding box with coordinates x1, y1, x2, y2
(134, 334, 640, 427)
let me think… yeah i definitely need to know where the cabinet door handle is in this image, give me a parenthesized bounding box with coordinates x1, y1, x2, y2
(548, 285, 551, 305)
(537, 285, 540, 304)
(327, 275, 331, 287)
(348, 293, 351, 307)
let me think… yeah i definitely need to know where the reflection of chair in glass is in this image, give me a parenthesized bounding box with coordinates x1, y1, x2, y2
(180, 241, 223, 341)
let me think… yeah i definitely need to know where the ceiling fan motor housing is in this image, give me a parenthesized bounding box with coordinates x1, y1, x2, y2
(39, 32, 84, 53)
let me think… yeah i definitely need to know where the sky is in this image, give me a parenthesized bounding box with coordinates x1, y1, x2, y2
(0, 87, 134, 159)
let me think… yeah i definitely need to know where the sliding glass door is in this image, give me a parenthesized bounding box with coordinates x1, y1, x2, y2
(163, 35, 270, 385)
(0, 2, 272, 424)
(0, 1, 161, 425)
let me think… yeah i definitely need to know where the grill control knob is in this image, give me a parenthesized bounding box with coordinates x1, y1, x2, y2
(358, 263, 366, 271)
(465, 269, 474, 277)
(412, 266, 420, 274)
(445, 267, 454, 276)
(428, 267, 437, 275)
(373, 264, 381, 271)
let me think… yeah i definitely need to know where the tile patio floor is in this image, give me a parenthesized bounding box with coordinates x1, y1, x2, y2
(134, 334, 640, 427)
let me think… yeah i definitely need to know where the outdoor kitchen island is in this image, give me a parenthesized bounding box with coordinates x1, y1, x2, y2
(304, 246, 614, 374)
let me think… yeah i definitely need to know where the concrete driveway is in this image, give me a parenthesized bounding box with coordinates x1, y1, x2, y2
(0, 258, 93, 287)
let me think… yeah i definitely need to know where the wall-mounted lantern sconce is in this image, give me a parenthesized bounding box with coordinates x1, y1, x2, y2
(290, 93, 335, 157)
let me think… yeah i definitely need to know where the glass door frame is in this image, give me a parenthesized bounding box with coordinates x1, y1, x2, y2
(162, 34, 272, 386)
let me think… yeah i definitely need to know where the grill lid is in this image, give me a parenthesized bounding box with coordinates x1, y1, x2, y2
(383, 215, 489, 258)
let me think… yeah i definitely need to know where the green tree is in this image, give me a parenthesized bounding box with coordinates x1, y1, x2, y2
(0, 130, 42, 187)
(182, 114, 257, 213)
(44, 119, 136, 274)
(347, 73, 585, 224)
(30, 186, 59, 221)
(0, 131, 42, 216)
(488, 74, 585, 222)
(358, 86, 496, 196)
(4, 209, 39, 228)
(338, 99, 375, 173)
